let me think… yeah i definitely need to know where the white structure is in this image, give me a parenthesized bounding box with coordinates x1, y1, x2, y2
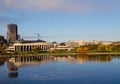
(5, 46, 15, 53)
(66, 40, 101, 47)
(66, 40, 79, 47)
(14, 40, 54, 52)
(101, 41, 112, 45)
(50, 42, 74, 51)
(78, 40, 100, 46)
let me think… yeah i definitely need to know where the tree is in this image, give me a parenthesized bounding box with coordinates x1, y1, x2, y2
(59, 42, 66, 46)
(97, 45, 112, 52)
(77, 47, 88, 53)
(32, 47, 43, 53)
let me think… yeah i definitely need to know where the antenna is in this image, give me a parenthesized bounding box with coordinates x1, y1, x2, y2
(35, 33, 40, 40)
(23, 33, 54, 40)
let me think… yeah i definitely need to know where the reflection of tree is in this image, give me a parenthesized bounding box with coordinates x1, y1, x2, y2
(0, 59, 4, 66)
(53, 55, 113, 64)
(77, 55, 112, 64)
(97, 56, 112, 62)
(0, 57, 8, 66)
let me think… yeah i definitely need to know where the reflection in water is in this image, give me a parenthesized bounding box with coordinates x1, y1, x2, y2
(0, 55, 120, 84)
(7, 58, 18, 78)
(4, 55, 114, 68)
(0, 55, 119, 78)
(54, 55, 112, 64)
(8, 72, 18, 78)
(0, 59, 4, 66)
(12, 55, 54, 67)
(0, 57, 8, 66)
(7, 55, 54, 78)
(77, 55, 112, 64)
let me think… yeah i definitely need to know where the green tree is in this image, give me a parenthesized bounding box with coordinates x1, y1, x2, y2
(32, 47, 43, 53)
(97, 45, 112, 52)
(59, 42, 66, 46)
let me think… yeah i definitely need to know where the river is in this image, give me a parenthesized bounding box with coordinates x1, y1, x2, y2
(0, 55, 120, 84)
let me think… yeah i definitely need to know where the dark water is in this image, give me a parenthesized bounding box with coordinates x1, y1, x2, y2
(0, 55, 120, 84)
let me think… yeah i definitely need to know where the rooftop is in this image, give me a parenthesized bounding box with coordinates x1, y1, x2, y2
(15, 39, 46, 44)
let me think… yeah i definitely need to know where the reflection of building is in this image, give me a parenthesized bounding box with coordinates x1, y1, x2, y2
(0, 59, 4, 66)
(14, 40, 54, 52)
(8, 56, 54, 67)
(7, 55, 54, 78)
(7, 59, 18, 78)
(53, 56, 77, 64)
(7, 24, 18, 44)
(6, 55, 112, 79)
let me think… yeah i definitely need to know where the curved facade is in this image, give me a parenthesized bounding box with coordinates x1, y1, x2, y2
(14, 41, 53, 52)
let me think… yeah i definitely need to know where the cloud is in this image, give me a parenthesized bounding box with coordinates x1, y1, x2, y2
(0, 0, 119, 24)
(0, 0, 120, 13)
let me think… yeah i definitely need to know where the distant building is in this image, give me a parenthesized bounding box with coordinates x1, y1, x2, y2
(78, 40, 101, 46)
(0, 36, 4, 44)
(0, 35, 7, 46)
(14, 40, 54, 52)
(66, 40, 79, 47)
(112, 41, 120, 45)
(66, 40, 101, 47)
(50, 45, 73, 52)
(17, 34, 21, 41)
(101, 41, 112, 45)
(7, 24, 18, 44)
(50, 42, 73, 52)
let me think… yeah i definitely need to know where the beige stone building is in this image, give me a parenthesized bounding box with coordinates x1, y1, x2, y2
(14, 40, 54, 52)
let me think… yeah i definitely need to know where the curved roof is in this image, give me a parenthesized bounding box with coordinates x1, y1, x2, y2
(15, 39, 46, 44)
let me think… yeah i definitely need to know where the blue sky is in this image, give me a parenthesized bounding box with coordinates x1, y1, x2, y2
(0, 0, 120, 42)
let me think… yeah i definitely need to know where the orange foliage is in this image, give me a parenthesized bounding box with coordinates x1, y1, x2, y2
(77, 47, 89, 53)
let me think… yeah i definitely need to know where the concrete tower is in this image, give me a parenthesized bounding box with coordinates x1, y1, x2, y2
(7, 24, 18, 44)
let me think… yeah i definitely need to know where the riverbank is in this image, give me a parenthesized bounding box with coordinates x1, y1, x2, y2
(1, 52, 120, 57)
(86, 52, 120, 55)
(0, 53, 77, 57)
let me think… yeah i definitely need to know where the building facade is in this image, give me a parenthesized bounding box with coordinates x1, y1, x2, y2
(0, 35, 7, 46)
(14, 40, 54, 52)
(7, 24, 18, 44)
(0, 36, 4, 44)
(66, 40, 101, 47)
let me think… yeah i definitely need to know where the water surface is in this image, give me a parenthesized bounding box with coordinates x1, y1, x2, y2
(0, 55, 120, 84)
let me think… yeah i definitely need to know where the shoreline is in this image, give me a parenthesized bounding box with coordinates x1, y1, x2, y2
(1, 52, 120, 57)
(86, 52, 120, 55)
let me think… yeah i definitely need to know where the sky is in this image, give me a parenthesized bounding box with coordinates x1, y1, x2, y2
(0, 0, 120, 42)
